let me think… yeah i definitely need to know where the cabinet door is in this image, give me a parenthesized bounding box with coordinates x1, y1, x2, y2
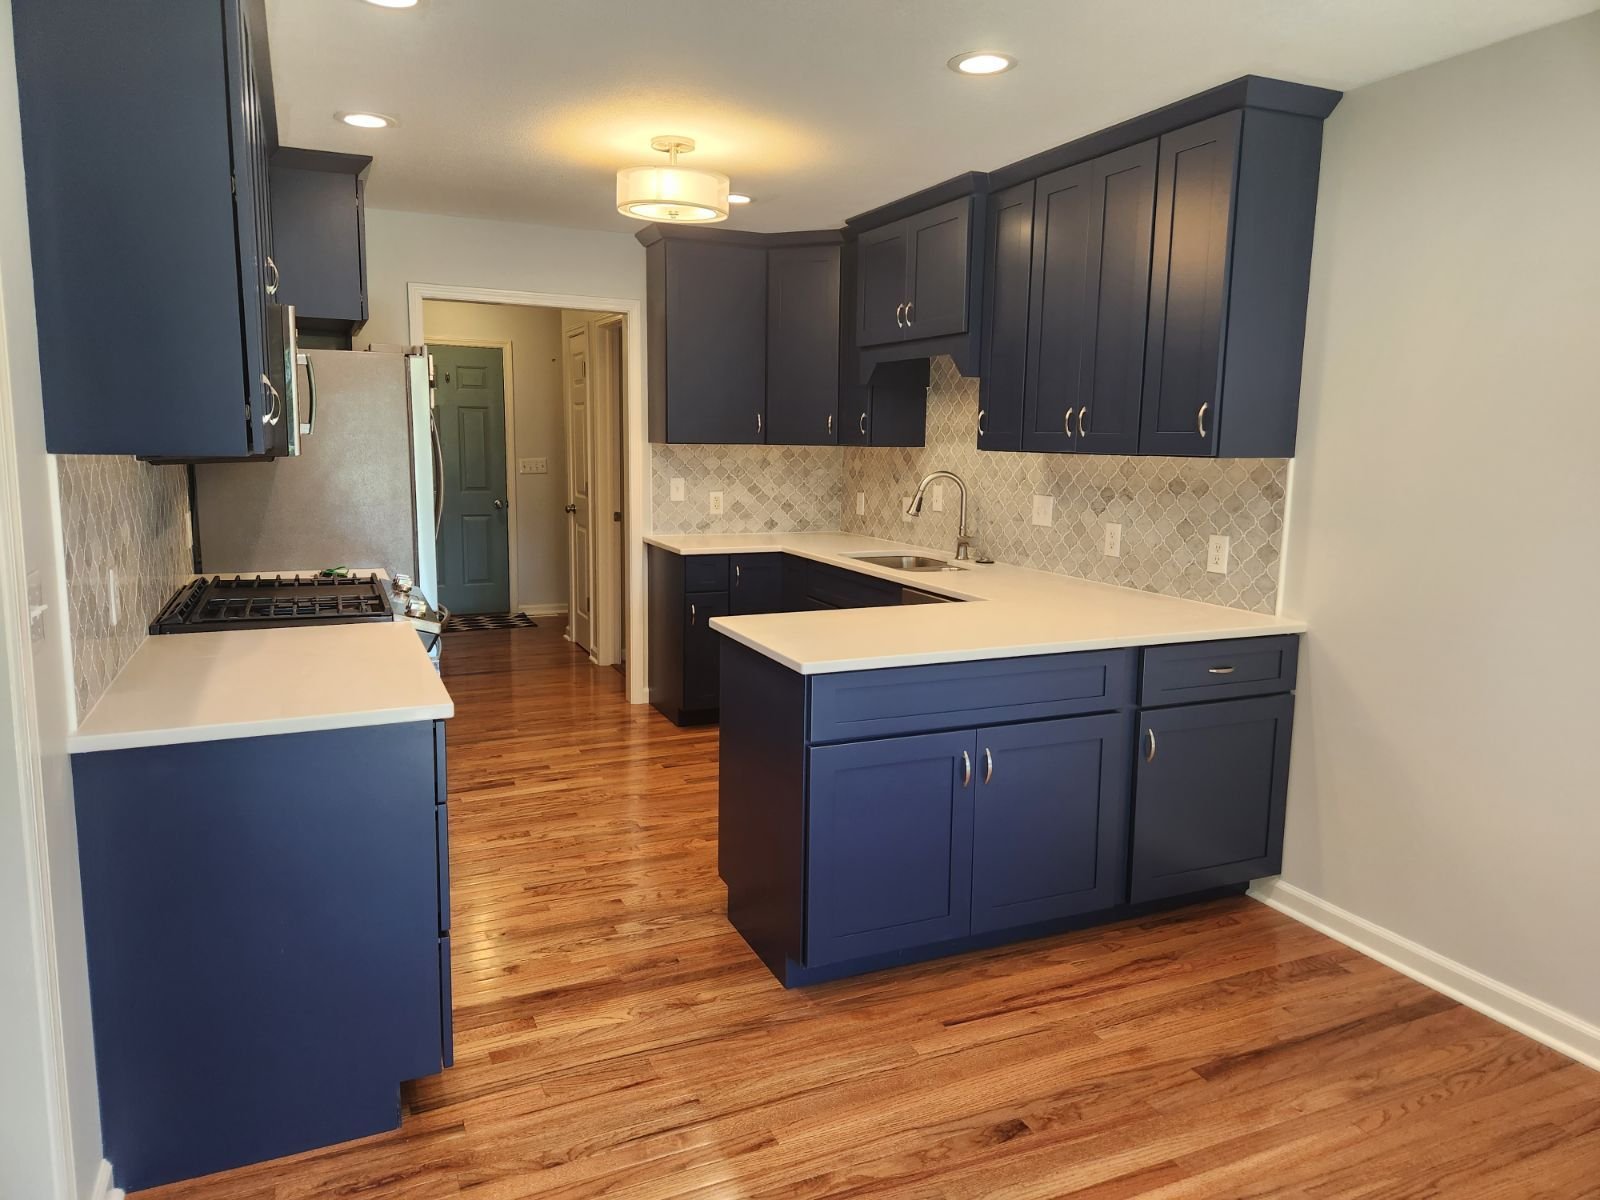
(270, 153, 368, 324)
(856, 224, 910, 347)
(765, 245, 841, 444)
(730, 554, 783, 614)
(977, 180, 1033, 451)
(683, 591, 729, 710)
(971, 714, 1131, 933)
(1140, 111, 1241, 457)
(662, 240, 767, 443)
(806, 731, 975, 965)
(1077, 140, 1158, 455)
(905, 198, 972, 339)
(1130, 692, 1293, 903)
(1022, 162, 1093, 452)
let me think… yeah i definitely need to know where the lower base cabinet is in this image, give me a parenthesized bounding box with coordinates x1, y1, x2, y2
(1130, 693, 1294, 903)
(71, 720, 452, 1192)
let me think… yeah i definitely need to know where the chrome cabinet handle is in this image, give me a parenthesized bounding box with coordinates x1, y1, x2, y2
(756, 412, 763, 435)
(977, 408, 986, 438)
(1064, 409, 1074, 438)
(1207, 665, 1236, 675)
(265, 256, 279, 295)
(982, 747, 993, 785)
(827, 413, 834, 434)
(905, 300, 914, 326)
(859, 412, 867, 435)
(1145, 728, 1157, 763)
(961, 750, 972, 788)
(734, 564, 741, 581)
(1078, 406, 1088, 438)
(895, 302, 906, 328)
(690, 603, 696, 625)
(260, 374, 281, 426)
(1197, 401, 1210, 438)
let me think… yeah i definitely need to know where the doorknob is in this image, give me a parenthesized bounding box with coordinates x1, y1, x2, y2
(564, 504, 577, 514)
(493, 498, 506, 509)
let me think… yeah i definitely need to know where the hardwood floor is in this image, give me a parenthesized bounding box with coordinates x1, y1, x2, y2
(140, 625, 1600, 1198)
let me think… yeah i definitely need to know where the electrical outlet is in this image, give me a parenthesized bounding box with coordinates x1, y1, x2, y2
(708, 491, 724, 516)
(107, 567, 118, 626)
(901, 496, 914, 523)
(855, 491, 865, 516)
(1103, 523, 1123, 558)
(1031, 495, 1054, 527)
(1207, 534, 1231, 574)
(518, 457, 548, 475)
(669, 477, 685, 502)
(930, 482, 944, 513)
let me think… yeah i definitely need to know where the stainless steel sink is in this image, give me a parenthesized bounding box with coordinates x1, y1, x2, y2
(849, 554, 962, 572)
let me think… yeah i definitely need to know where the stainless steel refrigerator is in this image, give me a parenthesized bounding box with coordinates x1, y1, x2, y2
(194, 348, 439, 602)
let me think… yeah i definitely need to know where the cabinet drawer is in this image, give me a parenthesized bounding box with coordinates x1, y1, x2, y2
(809, 650, 1135, 744)
(1140, 636, 1298, 706)
(683, 555, 729, 592)
(806, 562, 899, 610)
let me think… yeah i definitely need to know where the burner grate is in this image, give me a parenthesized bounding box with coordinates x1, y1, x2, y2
(151, 573, 395, 634)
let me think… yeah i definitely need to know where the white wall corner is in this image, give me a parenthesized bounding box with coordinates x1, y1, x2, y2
(89, 1159, 120, 1200)
(1250, 879, 1600, 1072)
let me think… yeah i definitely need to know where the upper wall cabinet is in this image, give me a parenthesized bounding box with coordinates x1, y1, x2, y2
(980, 77, 1339, 459)
(14, 0, 288, 460)
(765, 243, 841, 445)
(846, 179, 986, 378)
(271, 148, 372, 334)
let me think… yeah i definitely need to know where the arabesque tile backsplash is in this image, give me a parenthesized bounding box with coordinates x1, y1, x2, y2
(57, 456, 192, 720)
(649, 357, 1288, 614)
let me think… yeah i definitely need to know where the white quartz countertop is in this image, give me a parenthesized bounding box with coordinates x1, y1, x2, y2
(70, 622, 454, 754)
(645, 531, 1304, 675)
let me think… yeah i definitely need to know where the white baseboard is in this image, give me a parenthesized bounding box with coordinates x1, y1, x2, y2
(518, 603, 568, 618)
(1251, 878, 1600, 1071)
(89, 1159, 122, 1200)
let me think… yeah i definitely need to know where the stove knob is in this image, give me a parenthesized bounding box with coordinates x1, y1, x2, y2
(393, 573, 413, 593)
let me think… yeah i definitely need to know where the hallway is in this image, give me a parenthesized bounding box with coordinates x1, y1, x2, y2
(139, 626, 1600, 1198)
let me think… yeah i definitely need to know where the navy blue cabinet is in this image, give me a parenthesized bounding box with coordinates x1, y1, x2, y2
(838, 242, 929, 447)
(977, 180, 1034, 451)
(854, 196, 975, 347)
(14, 0, 290, 460)
(730, 553, 784, 614)
(1130, 693, 1294, 903)
(806, 730, 975, 965)
(971, 714, 1131, 933)
(766, 243, 841, 444)
(71, 720, 451, 1192)
(271, 147, 371, 332)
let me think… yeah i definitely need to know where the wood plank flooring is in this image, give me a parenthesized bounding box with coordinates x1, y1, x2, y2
(139, 625, 1600, 1198)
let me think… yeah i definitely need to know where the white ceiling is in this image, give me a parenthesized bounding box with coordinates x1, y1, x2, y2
(266, 0, 1597, 234)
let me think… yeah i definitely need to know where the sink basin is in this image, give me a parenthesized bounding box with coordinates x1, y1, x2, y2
(850, 554, 963, 572)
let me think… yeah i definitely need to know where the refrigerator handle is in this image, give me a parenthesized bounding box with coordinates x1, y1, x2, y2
(296, 351, 318, 437)
(431, 414, 445, 536)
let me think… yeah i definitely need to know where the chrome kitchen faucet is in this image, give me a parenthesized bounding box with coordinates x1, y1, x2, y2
(905, 470, 973, 561)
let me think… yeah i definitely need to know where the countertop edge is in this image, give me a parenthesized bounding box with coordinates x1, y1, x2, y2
(68, 700, 455, 756)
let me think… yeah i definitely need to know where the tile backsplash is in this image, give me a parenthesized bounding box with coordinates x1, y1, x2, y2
(57, 456, 192, 720)
(841, 358, 1287, 612)
(651, 442, 844, 534)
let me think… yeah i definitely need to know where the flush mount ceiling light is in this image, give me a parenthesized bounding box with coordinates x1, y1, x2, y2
(616, 136, 729, 224)
(338, 111, 396, 129)
(727, 193, 752, 205)
(948, 51, 1016, 76)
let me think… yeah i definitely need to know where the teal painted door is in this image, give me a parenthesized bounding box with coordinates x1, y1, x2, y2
(434, 345, 509, 614)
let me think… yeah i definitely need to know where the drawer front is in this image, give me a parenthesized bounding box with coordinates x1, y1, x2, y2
(683, 554, 729, 592)
(806, 562, 899, 610)
(1140, 636, 1298, 706)
(809, 650, 1136, 744)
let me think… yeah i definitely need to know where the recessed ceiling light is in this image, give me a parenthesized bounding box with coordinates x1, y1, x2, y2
(948, 51, 1016, 76)
(727, 193, 752, 205)
(338, 111, 396, 129)
(362, 0, 419, 8)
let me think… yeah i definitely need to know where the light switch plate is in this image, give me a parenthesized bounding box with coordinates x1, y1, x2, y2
(1207, 534, 1231, 574)
(518, 457, 548, 475)
(930, 483, 944, 512)
(855, 491, 865, 516)
(708, 491, 724, 516)
(1103, 523, 1123, 557)
(1031, 495, 1054, 527)
(669, 477, 685, 502)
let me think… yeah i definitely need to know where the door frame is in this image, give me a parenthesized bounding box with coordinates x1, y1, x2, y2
(424, 337, 518, 613)
(560, 324, 591, 655)
(407, 282, 648, 702)
(593, 314, 626, 667)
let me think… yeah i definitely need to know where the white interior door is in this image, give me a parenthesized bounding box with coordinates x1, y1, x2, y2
(564, 328, 594, 653)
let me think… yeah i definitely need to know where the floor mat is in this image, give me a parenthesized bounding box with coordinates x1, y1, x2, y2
(445, 612, 538, 632)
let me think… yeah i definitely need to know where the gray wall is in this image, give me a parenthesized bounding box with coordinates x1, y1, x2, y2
(1280, 12, 1600, 1034)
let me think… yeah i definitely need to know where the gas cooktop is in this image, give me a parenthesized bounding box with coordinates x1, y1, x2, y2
(150, 573, 395, 634)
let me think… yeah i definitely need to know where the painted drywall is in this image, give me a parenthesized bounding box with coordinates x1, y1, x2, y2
(423, 300, 569, 611)
(1280, 12, 1600, 1029)
(361, 207, 645, 349)
(0, 0, 104, 1194)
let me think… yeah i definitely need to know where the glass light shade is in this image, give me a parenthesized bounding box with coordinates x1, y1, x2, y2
(616, 165, 730, 223)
